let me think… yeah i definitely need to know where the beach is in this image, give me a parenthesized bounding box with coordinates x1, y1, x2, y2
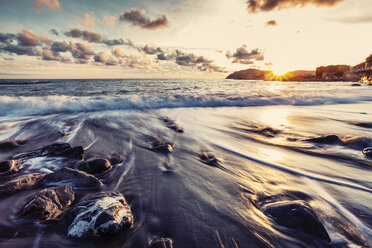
(0, 79, 371, 247)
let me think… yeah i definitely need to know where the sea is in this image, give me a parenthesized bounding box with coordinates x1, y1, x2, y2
(0, 78, 371, 248)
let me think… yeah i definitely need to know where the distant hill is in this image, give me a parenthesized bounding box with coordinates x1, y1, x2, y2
(226, 65, 360, 81)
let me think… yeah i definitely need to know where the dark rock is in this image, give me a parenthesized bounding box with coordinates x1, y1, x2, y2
(167, 123, 184, 133)
(353, 122, 372, 128)
(38, 167, 103, 188)
(21, 186, 75, 221)
(0, 140, 20, 151)
(161, 116, 184, 133)
(0, 160, 23, 176)
(304, 135, 342, 144)
(149, 238, 173, 248)
(343, 137, 372, 150)
(108, 153, 124, 165)
(12, 143, 84, 160)
(200, 152, 220, 166)
(77, 158, 111, 175)
(151, 138, 174, 153)
(66, 191, 133, 238)
(0, 173, 45, 197)
(351, 83, 361, 86)
(255, 127, 280, 137)
(263, 201, 330, 242)
(362, 147, 372, 158)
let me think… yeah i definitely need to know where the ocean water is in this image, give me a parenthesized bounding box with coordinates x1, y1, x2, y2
(0, 79, 371, 248)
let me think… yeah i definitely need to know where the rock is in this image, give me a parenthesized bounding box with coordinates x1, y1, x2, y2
(263, 201, 330, 242)
(353, 122, 372, 128)
(167, 123, 184, 133)
(351, 83, 361, 86)
(149, 238, 173, 248)
(66, 191, 133, 238)
(76, 158, 111, 175)
(0, 140, 20, 151)
(362, 147, 372, 158)
(343, 137, 372, 150)
(21, 186, 75, 221)
(161, 116, 184, 133)
(0, 173, 45, 197)
(200, 152, 220, 166)
(304, 135, 342, 144)
(151, 138, 174, 153)
(12, 143, 84, 160)
(108, 153, 124, 165)
(38, 167, 103, 188)
(0, 160, 23, 176)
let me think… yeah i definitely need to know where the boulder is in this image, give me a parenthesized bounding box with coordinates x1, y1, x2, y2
(0, 173, 45, 197)
(76, 158, 112, 175)
(21, 185, 75, 221)
(0, 160, 23, 176)
(38, 167, 103, 188)
(151, 138, 174, 153)
(66, 191, 133, 238)
(263, 201, 330, 242)
(12, 143, 84, 160)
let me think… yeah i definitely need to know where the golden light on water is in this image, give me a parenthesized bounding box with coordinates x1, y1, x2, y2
(258, 147, 286, 163)
(259, 108, 291, 128)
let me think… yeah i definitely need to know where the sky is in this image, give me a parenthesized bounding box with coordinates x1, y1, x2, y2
(0, 0, 371, 79)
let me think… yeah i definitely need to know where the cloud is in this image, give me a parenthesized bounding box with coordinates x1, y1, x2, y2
(98, 16, 116, 27)
(69, 40, 95, 63)
(51, 41, 69, 53)
(0, 33, 16, 43)
(77, 13, 95, 27)
(93, 51, 119, 66)
(247, 0, 343, 12)
(31, 0, 60, 13)
(17, 30, 52, 46)
(265, 20, 278, 26)
(111, 47, 125, 58)
(119, 8, 168, 29)
(0, 45, 40, 56)
(226, 45, 264, 64)
(64, 28, 102, 43)
(143, 44, 164, 55)
(49, 29, 59, 36)
(41, 48, 59, 60)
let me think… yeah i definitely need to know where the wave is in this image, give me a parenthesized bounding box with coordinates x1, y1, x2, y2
(0, 94, 372, 116)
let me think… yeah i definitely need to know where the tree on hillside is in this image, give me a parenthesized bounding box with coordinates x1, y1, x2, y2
(366, 54, 372, 66)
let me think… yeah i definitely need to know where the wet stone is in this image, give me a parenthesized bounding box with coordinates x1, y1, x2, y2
(161, 116, 184, 133)
(200, 152, 220, 166)
(362, 147, 372, 158)
(151, 138, 174, 153)
(149, 237, 173, 248)
(304, 135, 342, 144)
(0, 140, 21, 151)
(66, 191, 133, 238)
(38, 167, 103, 188)
(77, 158, 112, 175)
(263, 200, 331, 242)
(21, 185, 75, 221)
(0, 160, 23, 176)
(12, 143, 84, 160)
(0, 173, 45, 197)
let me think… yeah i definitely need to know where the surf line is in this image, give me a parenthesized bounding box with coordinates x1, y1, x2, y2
(214, 144, 372, 194)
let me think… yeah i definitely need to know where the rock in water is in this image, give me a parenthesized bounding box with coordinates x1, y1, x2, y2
(0, 160, 23, 176)
(304, 135, 341, 144)
(66, 191, 133, 238)
(149, 238, 173, 248)
(21, 186, 75, 221)
(38, 167, 103, 188)
(12, 143, 84, 160)
(363, 147, 372, 158)
(263, 201, 330, 242)
(0, 140, 20, 151)
(0, 173, 45, 197)
(76, 158, 112, 175)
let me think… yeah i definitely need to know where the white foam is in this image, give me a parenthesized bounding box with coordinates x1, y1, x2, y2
(1, 93, 372, 117)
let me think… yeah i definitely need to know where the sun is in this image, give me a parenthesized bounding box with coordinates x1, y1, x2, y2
(272, 67, 289, 76)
